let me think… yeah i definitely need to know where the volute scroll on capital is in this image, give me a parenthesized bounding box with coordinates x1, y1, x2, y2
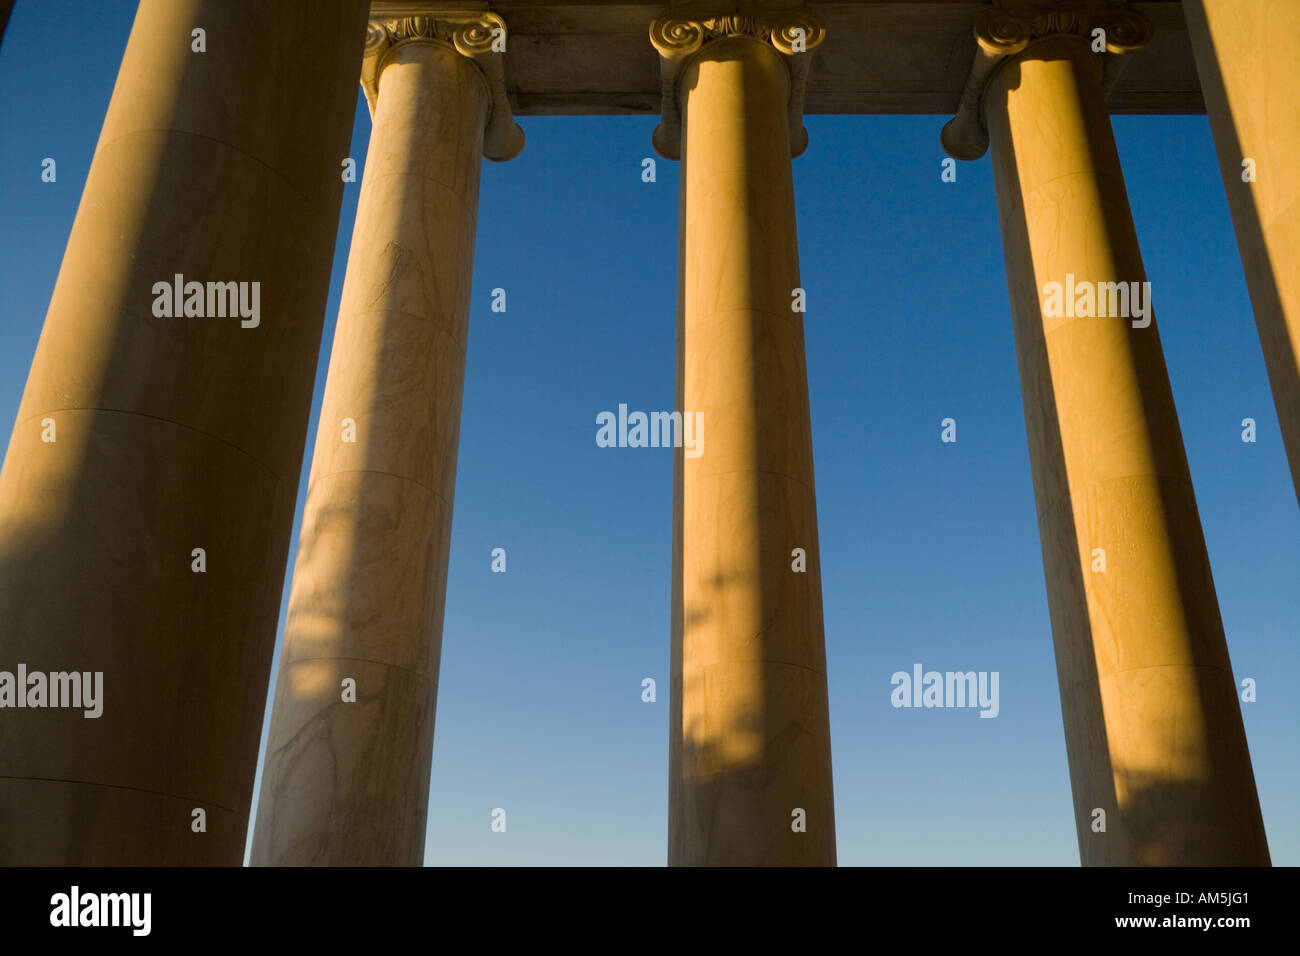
(362, 10, 524, 162)
(649, 7, 827, 161)
(940, 1, 1152, 161)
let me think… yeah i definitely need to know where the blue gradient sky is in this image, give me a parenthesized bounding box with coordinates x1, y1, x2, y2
(2, 2, 1296, 866)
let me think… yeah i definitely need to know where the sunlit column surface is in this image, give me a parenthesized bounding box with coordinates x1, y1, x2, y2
(652, 9, 836, 866)
(1184, 0, 1300, 508)
(946, 9, 1270, 865)
(0, 0, 368, 864)
(251, 13, 522, 866)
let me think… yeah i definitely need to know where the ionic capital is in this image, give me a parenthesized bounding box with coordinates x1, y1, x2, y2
(649, 6, 826, 160)
(941, 0, 1151, 161)
(362, 5, 524, 161)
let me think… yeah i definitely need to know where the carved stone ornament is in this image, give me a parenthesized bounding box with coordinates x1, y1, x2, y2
(362, 9, 524, 161)
(941, 0, 1152, 161)
(649, 8, 826, 160)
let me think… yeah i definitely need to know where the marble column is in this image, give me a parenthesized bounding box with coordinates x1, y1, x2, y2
(1184, 0, 1300, 507)
(651, 10, 836, 867)
(251, 13, 522, 866)
(0, 0, 368, 864)
(943, 7, 1269, 865)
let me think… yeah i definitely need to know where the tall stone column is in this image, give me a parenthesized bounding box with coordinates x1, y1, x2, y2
(651, 9, 836, 867)
(1184, 0, 1300, 507)
(0, 0, 368, 864)
(251, 12, 523, 866)
(943, 5, 1269, 865)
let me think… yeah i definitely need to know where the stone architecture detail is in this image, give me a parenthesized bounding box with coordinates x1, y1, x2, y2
(942, 1, 1152, 160)
(362, 9, 524, 160)
(654, 4, 837, 867)
(0, 0, 372, 866)
(1183, 0, 1300, 509)
(942, 0, 1270, 866)
(650, 8, 825, 158)
(250, 6, 523, 866)
(0, 0, 1291, 870)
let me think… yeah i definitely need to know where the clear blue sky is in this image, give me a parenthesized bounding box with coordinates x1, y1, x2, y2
(1, 1, 1296, 866)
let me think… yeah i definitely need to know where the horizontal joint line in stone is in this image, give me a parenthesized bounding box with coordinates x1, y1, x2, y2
(310, 467, 455, 511)
(361, 168, 481, 211)
(339, 306, 470, 346)
(683, 660, 827, 678)
(0, 773, 244, 818)
(281, 655, 439, 687)
(1022, 168, 1133, 198)
(1035, 472, 1199, 525)
(1063, 661, 1238, 698)
(100, 127, 312, 206)
(687, 467, 818, 501)
(15, 405, 283, 483)
(687, 305, 807, 327)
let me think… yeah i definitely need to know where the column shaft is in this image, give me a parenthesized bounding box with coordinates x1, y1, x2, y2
(251, 38, 488, 866)
(0, 0, 368, 864)
(671, 35, 835, 866)
(985, 35, 1269, 865)
(1184, 0, 1300, 507)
